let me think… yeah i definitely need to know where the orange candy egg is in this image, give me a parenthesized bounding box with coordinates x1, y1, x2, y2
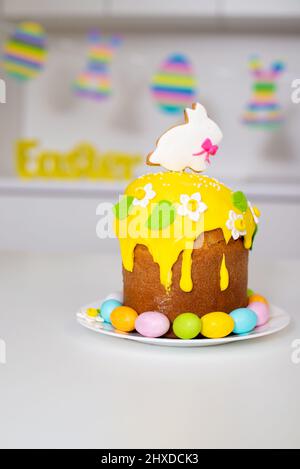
(248, 294, 269, 306)
(110, 306, 138, 332)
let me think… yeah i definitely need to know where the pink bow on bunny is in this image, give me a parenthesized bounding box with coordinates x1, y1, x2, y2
(193, 138, 219, 163)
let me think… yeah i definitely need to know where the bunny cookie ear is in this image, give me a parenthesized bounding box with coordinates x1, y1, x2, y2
(185, 103, 207, 123)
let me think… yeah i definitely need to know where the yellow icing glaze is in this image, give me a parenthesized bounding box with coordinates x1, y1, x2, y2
(180, 249, 193, 292)
(220, 254, 229, 291)
(114, 172, 258, 292)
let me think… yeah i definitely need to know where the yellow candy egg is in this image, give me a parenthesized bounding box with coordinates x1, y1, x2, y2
(86, 307, 99, 318)
(110, 306, 138, 332)
(248, 294, 269, 306)
(201, 312, 234, 339)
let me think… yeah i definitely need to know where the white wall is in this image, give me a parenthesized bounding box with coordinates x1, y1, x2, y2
(0, 19, 24, 175)
(15, 31, 299, 184)
(0, 15, 300, 257)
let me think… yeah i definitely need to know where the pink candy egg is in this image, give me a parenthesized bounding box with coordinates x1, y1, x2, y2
(248, 301, 270, 327)
(135, 311, 170, 338)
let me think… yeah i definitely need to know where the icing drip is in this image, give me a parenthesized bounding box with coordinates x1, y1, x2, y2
(114, 172, 258, 292)
(179, 249, 193, 292)
(220, 254, 229, 291)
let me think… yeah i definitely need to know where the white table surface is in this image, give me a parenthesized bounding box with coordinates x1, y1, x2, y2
(0, 251, 299, 449)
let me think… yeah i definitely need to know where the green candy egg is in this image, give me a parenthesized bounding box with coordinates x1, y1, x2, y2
(247, 288, 254, 297)
(173, 313, 201, 340)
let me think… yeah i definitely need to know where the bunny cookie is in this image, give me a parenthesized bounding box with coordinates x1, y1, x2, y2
(147, 103, 223, 172)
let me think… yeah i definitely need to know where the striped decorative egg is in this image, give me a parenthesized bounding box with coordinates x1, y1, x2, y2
(3, 22, 47, 81)
(73, 31, 122, 100)
(151, 53, 197, 114)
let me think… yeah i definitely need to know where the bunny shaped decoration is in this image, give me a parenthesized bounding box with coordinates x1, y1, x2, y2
(73, 30, 122, 100)
(242, 56, 285, 128)
(147, 103, 223, 172)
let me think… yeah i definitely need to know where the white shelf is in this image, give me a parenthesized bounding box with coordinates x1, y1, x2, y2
(4, 0, 300, 19)
(0, 177, 300, 202)
(2, 0, 300, 32)
(109, 0, 216, 17)
(2, 0, 106, 17)
(0, 177, 126, 197)
(223, 0, 300, 18)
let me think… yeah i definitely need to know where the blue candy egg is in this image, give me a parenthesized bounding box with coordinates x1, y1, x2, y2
(100, 299, 122, 324)
(230, 308, 257, 335)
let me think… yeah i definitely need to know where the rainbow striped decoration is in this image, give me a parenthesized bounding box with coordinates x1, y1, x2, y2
(74, 31, 121, 100)
(151, 53, 197, 114)
(243, 56, 285, 129)
(3, 22, 47, 81)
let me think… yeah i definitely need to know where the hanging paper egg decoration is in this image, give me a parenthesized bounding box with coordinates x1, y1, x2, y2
(151, 53, 197, 114)
(73, 30, 122, 100)
(242, 56, 285, 129)
(3, 22, 47, 81)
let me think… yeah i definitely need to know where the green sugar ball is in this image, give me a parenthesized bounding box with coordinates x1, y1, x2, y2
(173, 313, 202, 340)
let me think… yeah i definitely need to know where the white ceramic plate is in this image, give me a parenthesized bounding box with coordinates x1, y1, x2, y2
(76, 301, 290, 347)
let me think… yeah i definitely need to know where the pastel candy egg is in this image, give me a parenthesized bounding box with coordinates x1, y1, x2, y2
(173, 313, 201, 340)
(248, 301, 270, 327)
(100, 299, 122, 324)
(86, 307, 99, 318)
(135, 312, 170, 338)
(201, 312, 234, 338)
(105, 291, 123, 303)
(230, 308, 257, 334)
(247, 288, 254, 297)
(110, 306, 138, 332)
(151, 53, 197, 115)
(248, 294, 269, 306)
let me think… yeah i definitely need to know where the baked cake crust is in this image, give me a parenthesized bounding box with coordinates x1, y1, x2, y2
(123, 228, 248, 322)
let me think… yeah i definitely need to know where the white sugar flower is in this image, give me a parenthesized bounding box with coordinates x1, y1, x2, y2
(248, 201, 260, 224)
(177, 192, 207, 222)
(226, 210, 246, 240)
(132, 183, 156, 208)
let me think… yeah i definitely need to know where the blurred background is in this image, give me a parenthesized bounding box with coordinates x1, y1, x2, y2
(0, 0, 299, 260)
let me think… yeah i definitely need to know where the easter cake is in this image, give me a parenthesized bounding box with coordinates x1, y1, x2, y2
(111, 103, 262, 339)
